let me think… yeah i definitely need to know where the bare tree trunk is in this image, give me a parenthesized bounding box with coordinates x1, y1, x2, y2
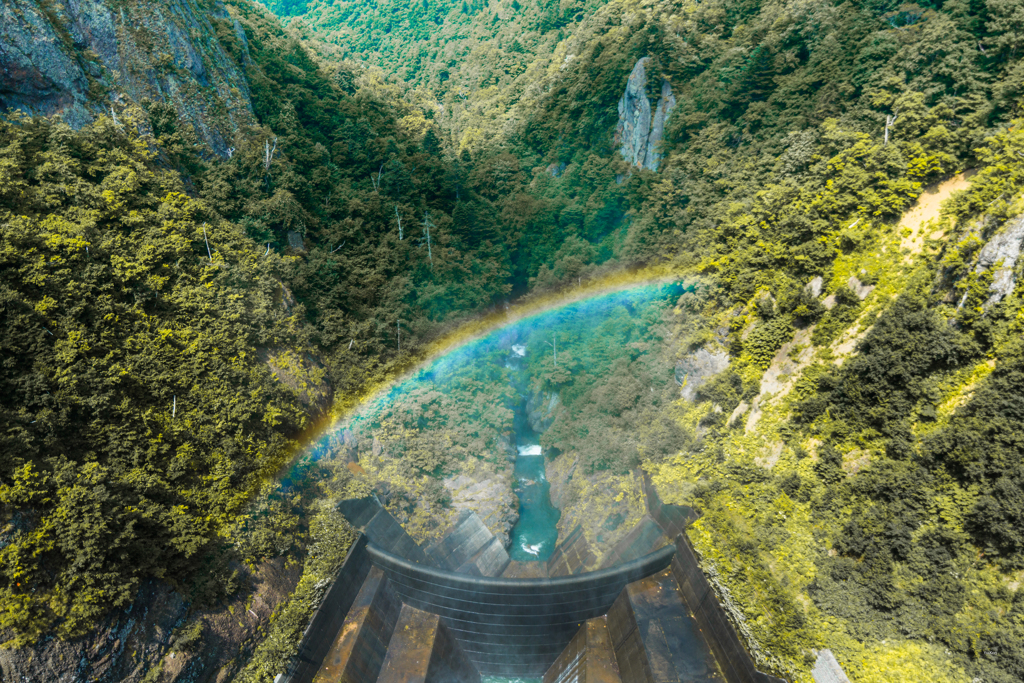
(264, 138, 277, 171)
(264, 138, 277, 192)
(395, 205, 403, 240)
(422, 214, 433, 266)
(884, 111, 899, 146)
(203, 224, 213, 261)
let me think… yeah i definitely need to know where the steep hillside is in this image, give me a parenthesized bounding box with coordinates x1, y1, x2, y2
(0, 0, 528, 679)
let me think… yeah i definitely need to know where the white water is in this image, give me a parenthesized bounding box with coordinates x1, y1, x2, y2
(517, 444, 542, 456)
(512, 344, 527, 357)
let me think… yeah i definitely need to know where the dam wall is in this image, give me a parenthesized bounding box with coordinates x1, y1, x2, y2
(366, 543, 676, 676)
(642, 474, 786, 683)
(284, 534, 373, 683)
(670, 536, 785, 683)
(284, 476, 789, 683)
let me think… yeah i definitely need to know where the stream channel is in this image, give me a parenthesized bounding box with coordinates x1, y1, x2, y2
(506, 343, 560, 562)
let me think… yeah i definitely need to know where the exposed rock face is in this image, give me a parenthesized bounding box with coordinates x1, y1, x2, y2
(0, 557, 301, 683)
(443, 474, 518, 548)
(645, 79, 676, 171)
(675, 348, 730, 402)
(546, 161, 567, 177)
(287, 230, 306, 251)
(545, 457, 645, 567)
(846, 275, 875, 301)
(526, 388, 561, 433)
(616, 59, 652, 168)
(0, 0, 256, 155)
(976, 215, 1024, 306)
(812, 648, 853, 683)
(615, 58, 676, 172)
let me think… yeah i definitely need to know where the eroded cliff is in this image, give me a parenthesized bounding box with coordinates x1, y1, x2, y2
(0, 0, 256, 154)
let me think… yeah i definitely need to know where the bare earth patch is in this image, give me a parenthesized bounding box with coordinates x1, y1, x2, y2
(899, 171, 974, 262)
(746, 326, 816, 432)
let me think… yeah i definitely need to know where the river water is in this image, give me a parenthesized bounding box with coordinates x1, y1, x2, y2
(506, 344, 561, 562)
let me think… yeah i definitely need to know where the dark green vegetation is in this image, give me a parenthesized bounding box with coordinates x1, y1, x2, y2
(0, 114, 310, 642)
(3, 0, 1024, 680)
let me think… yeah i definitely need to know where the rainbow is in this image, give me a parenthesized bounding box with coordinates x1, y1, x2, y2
(270, 264, 689, 484)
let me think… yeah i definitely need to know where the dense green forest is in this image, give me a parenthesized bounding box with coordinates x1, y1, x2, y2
(3, 0, 1024, 680)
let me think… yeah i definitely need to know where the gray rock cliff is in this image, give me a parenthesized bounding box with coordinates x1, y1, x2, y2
(615, 57, 676, 172)
(0, 558, 301, 683)
(0, 0, 256, 155)
(975, 215, 1024, 306)
(675, 348, 730, 402)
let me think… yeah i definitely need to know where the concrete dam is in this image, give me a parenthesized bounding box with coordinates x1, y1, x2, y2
(279, 480, 786, 683)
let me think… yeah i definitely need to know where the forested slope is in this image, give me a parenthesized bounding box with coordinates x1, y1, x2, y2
(0, 0, 533, 677)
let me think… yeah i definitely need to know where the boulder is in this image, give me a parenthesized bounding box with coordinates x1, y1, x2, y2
(846, 275, 874, 301)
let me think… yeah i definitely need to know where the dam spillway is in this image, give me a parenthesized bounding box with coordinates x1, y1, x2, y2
(365, 542, 675, 675)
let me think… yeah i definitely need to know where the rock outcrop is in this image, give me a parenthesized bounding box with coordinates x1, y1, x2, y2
(645, 78, 676, 170)
(443, 474, 518, 548)
(545, 457, 646, 568)
(846, 275, 875, 301)
(526, 388, 561, 434)
(0, 0, 256, 155)
(976, 215, 1024, 306)
(675, 348, 730, 402)
(615, 58, 676, 172)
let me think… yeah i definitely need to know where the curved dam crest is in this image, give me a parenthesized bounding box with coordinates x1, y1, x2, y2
(366, 542, 676, 676)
